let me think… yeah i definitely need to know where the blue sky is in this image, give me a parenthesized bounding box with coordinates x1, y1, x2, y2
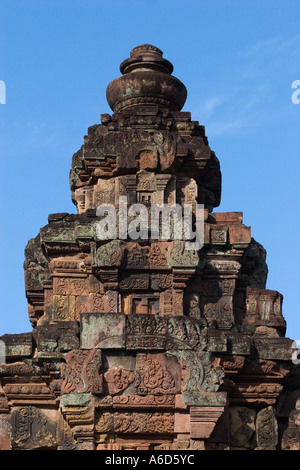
(1, 0, 300, 341)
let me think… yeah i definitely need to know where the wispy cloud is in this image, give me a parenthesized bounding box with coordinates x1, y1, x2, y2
(241, 32, 300, 57)
(206, 117, 247, 138)
(203, 96, 224, 117)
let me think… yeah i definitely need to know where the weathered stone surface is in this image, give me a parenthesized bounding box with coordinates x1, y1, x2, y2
(190, 407, 225, 439)
(80, 313, 125, 349)
(11, 406, 56, 450)
(61, 349, 103, 394)
(125, 314, 207, 351)
(255, 406, 278, 449)
(281, 406, 300, 450)
(0, 333, 33, 359)
(33, 321, 80, 352)
(104, 367, 134, 396)
(0, 414, 11, 450)
(113, 411, 174, 434)
(253, 337, 294, 360)
(135, 353, 181, 395)
(229, 406, 256, 448)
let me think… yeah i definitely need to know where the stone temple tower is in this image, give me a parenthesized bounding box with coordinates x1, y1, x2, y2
(0, 45, 299, 451)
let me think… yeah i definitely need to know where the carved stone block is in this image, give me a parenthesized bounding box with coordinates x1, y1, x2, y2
(125, 315, 207, 351)
(190, 407, 225, 439)
(229, 406, 256, 448)
(80, 313, 125, 349)
(210, 226, 227, 245)
(135, 353, 181, 395)
(53, 295, 76, 321)
(112, 394, 175, 409)
(281, 408, 300, 450)
(104, 367, 134, 396)
(113, 412, 174, 434)
(228, 225, 251, 245)
(255, 406, 278, 449)
(0, 414, 11, 450)
(1, 43, 298, 453)
(202, 296, 234, 328)
(33, 321, 80, 352)
(11, 406, 56, 450)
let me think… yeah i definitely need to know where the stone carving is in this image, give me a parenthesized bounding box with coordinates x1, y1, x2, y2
(95, 411, 114, 433)
(149, 243, 168, 267)
(150, 273, 172, 290)
(124, 243, 149, 269)
(126, 315, 207, 351)
(135, 353, 180, 395)
(11, 406, 56, 450)
(0, 43, 298, 452)
(112, 394, 175, 408)
(202, 297, 234, 328)
(90, 293, 105, 312)
(113, 412, 174, 434)
(53, 277, 89, 295)
(229, 406, 256, 448)
(255, 406, 278, 449)
(160, 289, 173, 316)
(93, 241, 123, 267)
(119, 273, 149, 290)
(166, 241, 199, 268)
(184, 293, 201, 317)
(53, 295, 76, 321)
(104, 367, 134, 396)
(181, 351, 205, 393)
(282, 405, 300, 450)
(57, 411, 76, 450)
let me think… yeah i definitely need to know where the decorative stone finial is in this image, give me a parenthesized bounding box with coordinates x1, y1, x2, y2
(106, 44, 187, 113)
(120, 44, 173, 74)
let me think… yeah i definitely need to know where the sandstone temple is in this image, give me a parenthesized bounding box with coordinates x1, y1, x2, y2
(0, 45, 299, 451)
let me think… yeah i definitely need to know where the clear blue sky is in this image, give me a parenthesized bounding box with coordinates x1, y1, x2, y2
(1, 0, 300, 341)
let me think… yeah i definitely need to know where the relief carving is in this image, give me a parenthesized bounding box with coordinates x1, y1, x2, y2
(104, 367, 134, 396)
(93, 241, 123, 267)
(61, 349, 103, 395)
(126, 315, 207, 350)
(11, 406, 56, 450)
(113, 412, 174, 434)
(166, 241, 199, 268)
(124, 243, 150, 269)
(112, 394, 175, 408)
(119, 273, 149, 291)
